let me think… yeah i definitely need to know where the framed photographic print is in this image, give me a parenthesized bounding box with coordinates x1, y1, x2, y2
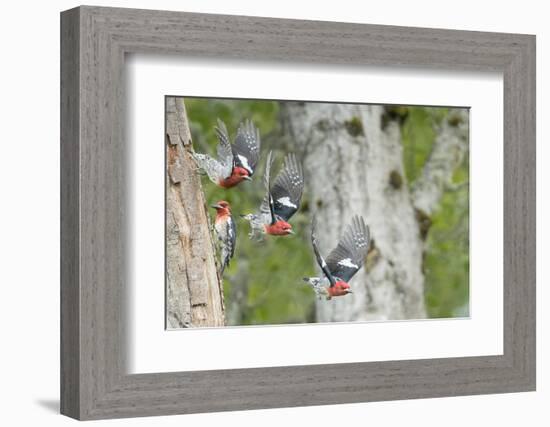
(61, 5, 535, 420)
(164, 97, 469, 331)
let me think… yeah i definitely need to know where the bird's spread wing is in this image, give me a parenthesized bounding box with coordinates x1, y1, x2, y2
(232, 119, 261, 176)
(214, 119, 234, 179)
(311, 216, 336, 287)
(262, 151, 277, 225)
(260, 153, 304, 222)
(326, 216, 370, 282)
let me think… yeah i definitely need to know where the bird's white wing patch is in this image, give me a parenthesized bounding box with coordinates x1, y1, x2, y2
(237, 154, 253, 174)
(338, 258, 359, 269)
(277, 196, 297, 208)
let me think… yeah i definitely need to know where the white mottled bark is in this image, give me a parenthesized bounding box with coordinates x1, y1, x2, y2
(166, 97, 225, 328)
(281, 103, 426, 322)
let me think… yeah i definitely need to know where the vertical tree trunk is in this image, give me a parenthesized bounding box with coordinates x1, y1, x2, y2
(165, 97, 225, 328)
(281, 103, 427, 322)
(281, 103, 468, 323)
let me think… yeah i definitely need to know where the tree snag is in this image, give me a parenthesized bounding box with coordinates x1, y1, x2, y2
(165, 97, 225, 328)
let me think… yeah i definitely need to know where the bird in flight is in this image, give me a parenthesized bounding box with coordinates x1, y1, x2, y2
(304, 215, 370, 300)
(211, 200, 236, 275)
(191, 119, 261, 188)
(241, 150, 304, 238)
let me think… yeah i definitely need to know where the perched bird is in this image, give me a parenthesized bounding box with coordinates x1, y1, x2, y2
(191, 119, 261, 188)
(211, 200, 236, 275)
(303, 215, 370, 300)
(241, 150, 304, 238)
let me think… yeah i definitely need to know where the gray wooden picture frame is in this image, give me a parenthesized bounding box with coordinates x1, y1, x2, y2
(60, 5, 536, 420)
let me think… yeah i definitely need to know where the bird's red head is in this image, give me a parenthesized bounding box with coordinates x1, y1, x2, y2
(233, 166, 251, 179)
(328, 281, 353, 297)
(211, 200, 231, 218)
(265, 220, 294, 236)
(218, 167, 251, 188)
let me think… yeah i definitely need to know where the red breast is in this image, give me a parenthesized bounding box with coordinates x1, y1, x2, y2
(215, 211, 231, 223)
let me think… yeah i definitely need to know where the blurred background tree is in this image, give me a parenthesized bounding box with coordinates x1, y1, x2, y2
(183, 97, 469, 326)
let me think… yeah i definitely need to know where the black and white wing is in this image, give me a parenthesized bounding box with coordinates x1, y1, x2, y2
(214, 119, 235, 179)
(218, 216, 237, 275)
(325, 216, 370, 282)
(226, 216, 237, 260)
(232, 119, 261, 176)
(260, 153, 304, 222)
(262, 151, 277, 225)
(311, 216, 336, 287)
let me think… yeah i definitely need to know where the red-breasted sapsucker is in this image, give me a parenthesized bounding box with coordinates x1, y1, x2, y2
(304, 215, 370, 300)
(241, 150, 304, 239)
(211, 200, 236, 275)
(191, 119, 261, 188)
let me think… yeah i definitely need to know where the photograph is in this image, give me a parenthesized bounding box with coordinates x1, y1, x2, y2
(166, 96, 470, 329)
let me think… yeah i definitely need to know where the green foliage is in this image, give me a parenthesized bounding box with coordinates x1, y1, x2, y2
(185, 98, 469, 324)
(401, 107, 470, 318)
(401, 107, 438, 183)
(423, 187, 469, 318)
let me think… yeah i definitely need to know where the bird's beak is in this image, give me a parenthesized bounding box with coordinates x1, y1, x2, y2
(287, 229, 295, 235)
(347, 289, 353, 294)
(210, 204, 222, 209)
(243, 175, 252, 181)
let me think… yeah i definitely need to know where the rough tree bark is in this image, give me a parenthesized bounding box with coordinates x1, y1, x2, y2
(165, 97, 225, 328)
(280, 103, 468, 322)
